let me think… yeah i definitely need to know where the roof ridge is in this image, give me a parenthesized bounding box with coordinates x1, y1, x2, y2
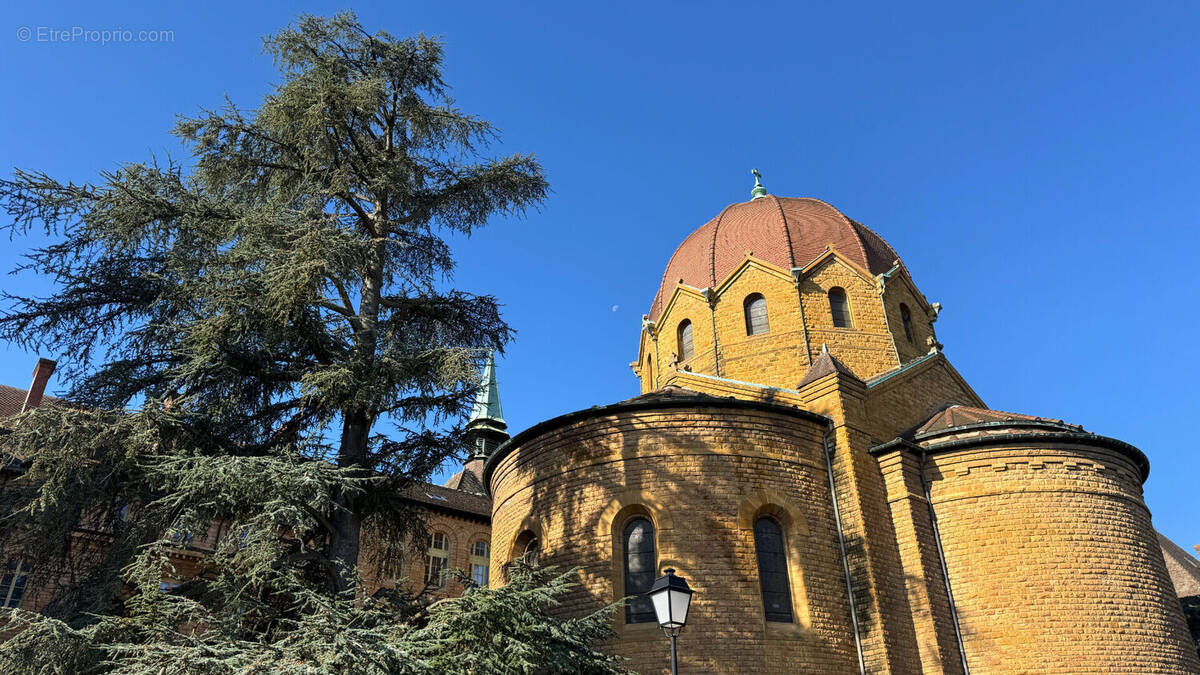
(708, 202, 736, 289)
(767, 194, 797, 268)
(942, 403, 1067, 423)
(915, 404, 1081, 438)
(828, 205, 872, 269)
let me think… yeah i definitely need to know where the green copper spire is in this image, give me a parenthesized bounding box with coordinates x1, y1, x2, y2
(466, 352, 508, 461)
(469, 351, 504, 425)
(750, 168, 768, 200)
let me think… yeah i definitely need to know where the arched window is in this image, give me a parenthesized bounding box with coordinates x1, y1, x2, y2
(512, 529, 541, 568)
(900, 303, 914, 343)
(425, 532, 450, 587)
(828, 287, 853, 328)
(753, 516, 794, 622)
(522, 537, 540, 566)
(623, 517, 657, 623)
(744, 294, 770, 335)
(677, 320, 694, 361)
(470, 540, 490, 587)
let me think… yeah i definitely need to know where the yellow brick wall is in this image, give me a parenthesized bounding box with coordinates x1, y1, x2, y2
(642, 253, 907, 393)
(798, 371, 928, 673)
(879, 271, 938, 366)
(711, 262, 811, 389)
(876, 448, 965, 674)
(862, 354, 986, 443)
(646, 288, 717, 389)
(488, 403, 861, 674)
(923, 441, 1200, 673)
(366, 511, 492, 600)
(798, 257, 899, 381)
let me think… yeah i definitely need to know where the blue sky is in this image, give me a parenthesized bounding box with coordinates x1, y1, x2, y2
(1, 2, 1197, 546)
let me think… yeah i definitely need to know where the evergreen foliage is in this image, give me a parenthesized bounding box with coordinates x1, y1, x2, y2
(0, 563, 626, 674)
(0, 12, 623, 674)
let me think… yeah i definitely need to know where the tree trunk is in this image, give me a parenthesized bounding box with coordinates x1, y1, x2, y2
(329, 411, 369, 594)
(328, 234, 385, 594)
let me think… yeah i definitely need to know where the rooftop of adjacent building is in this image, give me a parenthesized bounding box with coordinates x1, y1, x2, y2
(0, 356, 492, 519)
(1159, 533, 1200, 598)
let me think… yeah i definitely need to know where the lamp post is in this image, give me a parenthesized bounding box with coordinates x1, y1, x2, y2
(647, 567, 694, 675)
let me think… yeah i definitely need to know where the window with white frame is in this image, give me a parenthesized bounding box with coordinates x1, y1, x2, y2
(425, 532, 450, 587)
(1, 560, 29, 609)
(470, 540, 490, 586)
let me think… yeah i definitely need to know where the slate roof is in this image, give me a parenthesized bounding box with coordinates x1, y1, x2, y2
(0, 384, 65, 446)
(0, 383, 62, 421)
(620, 384, 714, 402)
(1158, 532, 1200, 598)
(400, 481, 491, 520)
(650, 196, 899, 319)
(443, 468, 485, 495)
(915, 405, 1081, 437)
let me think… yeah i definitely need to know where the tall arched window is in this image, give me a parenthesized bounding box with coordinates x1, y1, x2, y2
(623, 517, 657, 623)
(425, 532, 450, 587)
(753, 516, 794, 622)
(744, 294, 770, 335)
(828, 287, 853, 328)
(900, 303, 914, 343)
(677, 320, 694, 361)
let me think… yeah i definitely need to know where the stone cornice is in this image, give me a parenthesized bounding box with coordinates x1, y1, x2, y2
(483, 394, 832, 496)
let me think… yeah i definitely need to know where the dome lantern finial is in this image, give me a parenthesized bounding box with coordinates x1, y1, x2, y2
(750, 168, 768, 200)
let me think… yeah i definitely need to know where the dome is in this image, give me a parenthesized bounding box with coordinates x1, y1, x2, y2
(649, 196, 901, 319)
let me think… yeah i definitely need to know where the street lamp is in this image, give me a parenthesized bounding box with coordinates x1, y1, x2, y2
(648, 567, 694, 675)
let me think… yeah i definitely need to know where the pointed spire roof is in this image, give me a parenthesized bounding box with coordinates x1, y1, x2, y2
(797, 344, 863, 388)
(469, 352, 505, 426)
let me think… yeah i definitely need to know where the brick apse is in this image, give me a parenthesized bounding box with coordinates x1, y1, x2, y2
(4, 185, 1196, 673)
(484, 190, 1198, 673)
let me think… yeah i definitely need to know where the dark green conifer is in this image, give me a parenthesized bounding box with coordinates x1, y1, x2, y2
(0, 13, 624, 673)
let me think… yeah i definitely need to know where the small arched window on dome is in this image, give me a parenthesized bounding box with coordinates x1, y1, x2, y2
(828, 287, 853, 328)
(623, 517, 657, 623)
(900, 303, 914, 343)
(753, 516, 794, 622)
(744, 294, 770, 335)
(677, 320, 694, 361)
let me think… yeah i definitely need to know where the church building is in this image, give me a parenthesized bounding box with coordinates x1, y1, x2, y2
(474, 175, 1198, 673)
(2, 175, 1197, 673)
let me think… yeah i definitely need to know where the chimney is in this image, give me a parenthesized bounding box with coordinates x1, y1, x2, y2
(22, 358, 57, 412)
(1194, 545, 1200, 560)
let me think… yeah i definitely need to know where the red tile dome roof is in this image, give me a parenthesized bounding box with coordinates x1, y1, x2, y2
(649, 196, 901, 320)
